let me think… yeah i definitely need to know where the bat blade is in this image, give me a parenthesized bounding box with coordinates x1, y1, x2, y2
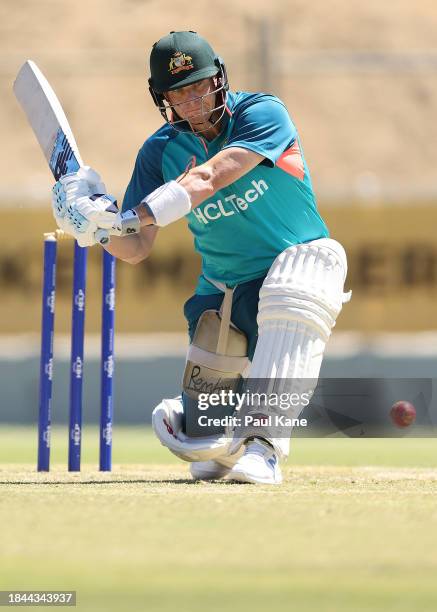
(13, 60, 111, 245)
(13, 60, 83, 180)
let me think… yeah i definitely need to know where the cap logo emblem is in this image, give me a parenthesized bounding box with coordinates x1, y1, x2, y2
(169, 51, 194, 74)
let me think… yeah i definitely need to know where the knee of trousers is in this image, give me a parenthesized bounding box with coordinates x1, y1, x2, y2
(257, 238, 349, 339)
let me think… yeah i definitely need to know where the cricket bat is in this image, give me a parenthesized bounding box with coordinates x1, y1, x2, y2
(13, 60, 110, 244)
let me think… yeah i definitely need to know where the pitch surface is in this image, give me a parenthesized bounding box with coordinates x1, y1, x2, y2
(1, 429, 436, 611)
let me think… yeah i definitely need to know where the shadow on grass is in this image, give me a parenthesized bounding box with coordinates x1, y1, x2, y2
(0, 478, 248, 486)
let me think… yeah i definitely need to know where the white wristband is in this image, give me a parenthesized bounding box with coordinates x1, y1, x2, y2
(142, 181, 191, 227)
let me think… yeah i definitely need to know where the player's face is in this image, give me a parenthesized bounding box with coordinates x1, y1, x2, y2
(165, 78, 217, 127)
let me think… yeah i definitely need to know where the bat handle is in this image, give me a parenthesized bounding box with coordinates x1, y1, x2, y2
(95, 228, 110, 245)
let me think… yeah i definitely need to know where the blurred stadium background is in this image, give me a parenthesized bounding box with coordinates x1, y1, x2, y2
(1, 0, 437, 425)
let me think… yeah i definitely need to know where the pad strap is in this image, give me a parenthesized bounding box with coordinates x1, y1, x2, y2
(203, 275, 236, 355)
(217, 287, 233, 354)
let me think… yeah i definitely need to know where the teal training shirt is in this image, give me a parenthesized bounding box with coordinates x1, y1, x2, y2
(122, 91, 329, 294)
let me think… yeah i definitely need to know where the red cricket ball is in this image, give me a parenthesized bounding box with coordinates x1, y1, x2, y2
(390, 401, 416, 428)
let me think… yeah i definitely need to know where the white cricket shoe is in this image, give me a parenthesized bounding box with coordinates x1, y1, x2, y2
(190, 460, 232, 481)
(228, 438, 283, 485)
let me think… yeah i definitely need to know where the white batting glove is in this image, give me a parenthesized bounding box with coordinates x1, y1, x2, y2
(51, 166, 106, 226)
(64, 197, 114, 247)
(68, 195, 141, 238)
(72, 227, 100, 248)
(66, 194, 119, 232)
(61, 166, 106, 198)
(46, 207, 102, 247)
(51, 182, 70, 231)
(52, 209, 102, 247)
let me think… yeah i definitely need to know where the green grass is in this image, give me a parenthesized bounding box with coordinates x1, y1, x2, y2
(0, 427, 437, 611)
(2, 426, 437, 468)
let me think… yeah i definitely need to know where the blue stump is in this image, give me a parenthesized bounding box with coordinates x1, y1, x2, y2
(100, 250, 116, 471)
(38, 235, 57, 472)
(68, 241, 87, 471)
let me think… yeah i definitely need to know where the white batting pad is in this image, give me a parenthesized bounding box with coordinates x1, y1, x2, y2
(229, 238, 350, 458)
(152, 396, 234, 462)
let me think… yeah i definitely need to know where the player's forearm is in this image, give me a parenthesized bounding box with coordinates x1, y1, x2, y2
(103, 227, 157, 264)
(103, 234, 145, 263)
(179, 147, 265, 207)
(119, 147, 264, 230)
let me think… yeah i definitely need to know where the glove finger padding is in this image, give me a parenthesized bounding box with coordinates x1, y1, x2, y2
(60, 166, 106, 196)
(51, 166, 106, 229)
(74, 230, 99, 248)
(54, 213, 75, 235)
(68, 194, 118, 229)
(49, 213, 98, 247)
(77, 166, 106, 193)
(66, 219, 101, 247)
(52, 182, 67, 218)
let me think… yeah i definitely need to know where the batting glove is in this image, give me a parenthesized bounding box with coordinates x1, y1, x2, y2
(51, 166, 106, 228)
(68, 195, 141, 238)
(66, 194, 119, 232)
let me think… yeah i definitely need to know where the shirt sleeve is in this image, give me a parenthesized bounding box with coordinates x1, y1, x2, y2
(223, 95, 297, 167)
(121, 137, 166, 212)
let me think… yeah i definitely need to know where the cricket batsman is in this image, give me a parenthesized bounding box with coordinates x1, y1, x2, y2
(51, 31, 350, 485)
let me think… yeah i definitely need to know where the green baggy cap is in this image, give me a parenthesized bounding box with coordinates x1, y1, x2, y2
(149, 31, 219, 93)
